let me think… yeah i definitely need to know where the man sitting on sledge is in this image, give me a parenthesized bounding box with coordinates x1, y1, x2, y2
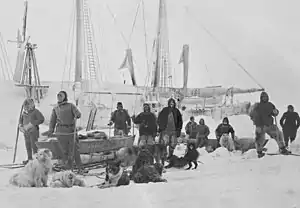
(215, 117, 235, 151)
(250, 91, 290, 158)
(108, 102, 132, 136)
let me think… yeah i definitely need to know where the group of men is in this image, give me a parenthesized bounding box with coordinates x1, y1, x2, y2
(108, 98, 182, 162)
(109, 91, 300, 159)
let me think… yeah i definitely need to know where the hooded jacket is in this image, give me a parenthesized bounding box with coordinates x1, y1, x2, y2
(196, 119, 210, 139)
(49, 101, 81, 133)
(185, 119, 198, 137)
(280, 105, 300, 132)
(110, 107, 131, 130)
(157, 98, 183, 137)
(215, 117, 235, 139)
(250, 91, 277, 127)
(19, 99, 44, 133)
(133, 103, 157, 136)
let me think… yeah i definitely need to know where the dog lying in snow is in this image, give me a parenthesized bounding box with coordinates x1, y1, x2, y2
(220, 135, 268, 154)
(9, 148, 53, 187)
(131, 147, 167, 183)
(98, 160, 130, 189)
(50, 170, 86, 188)
(165, 143, 200, 170)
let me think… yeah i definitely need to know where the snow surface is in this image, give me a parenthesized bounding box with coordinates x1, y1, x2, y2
(1, 82, 300, 207)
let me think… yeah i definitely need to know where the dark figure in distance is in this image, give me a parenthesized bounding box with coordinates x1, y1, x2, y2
(280, 105, 300, 148)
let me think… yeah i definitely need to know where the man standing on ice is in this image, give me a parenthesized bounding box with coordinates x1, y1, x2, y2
(19, 98, 45, 165)
(132, 103, 157, 152)
(108, 102, 132, 136)
(185, 116, 198, 139)
(157, 98, 183, 159)
(280, 105, 300, 148)
(250, 91, 290, 158)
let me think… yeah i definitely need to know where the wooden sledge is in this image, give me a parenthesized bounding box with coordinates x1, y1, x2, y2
(35, 102, 135, 163)
(36, 136, 135, 160)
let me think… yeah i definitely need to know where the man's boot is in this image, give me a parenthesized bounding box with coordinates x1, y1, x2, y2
(280, 147, 291, 155)
(257, 151, 265, 158)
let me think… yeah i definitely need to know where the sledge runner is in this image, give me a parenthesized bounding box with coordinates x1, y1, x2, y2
(280, 105, 300, 148)
(215, 117, 235, 148)
(132, 103, 157, 153)
(185, 116, 198, 139)
(196, 118, 210, 148)
(250, 91, 290, 158)
(47, 91, 84, 171)
(108, 102, 132, 136)
(19, 98, 45, 165)
(157, 98, 183, 159)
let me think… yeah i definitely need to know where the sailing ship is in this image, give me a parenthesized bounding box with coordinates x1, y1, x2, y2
(6, 0, 138, 162)
(117, 0, 264, 120)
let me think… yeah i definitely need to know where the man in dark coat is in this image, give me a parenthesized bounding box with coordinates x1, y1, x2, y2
(250, 91, 290, 158)
(132, 103, 157, 151)
(108, 102, 131, 136)
(185, 116, 198, 139)
(196, 118, 210, 148)
(280, 105, 300, 148)
(215, 117, 235, 145)
(157, 98, 183, 158)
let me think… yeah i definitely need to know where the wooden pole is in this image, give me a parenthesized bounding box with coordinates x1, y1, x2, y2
(13, 104, 24, 163)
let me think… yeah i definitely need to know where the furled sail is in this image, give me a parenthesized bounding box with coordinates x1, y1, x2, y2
(178, 44, 189, 92)
(119, 48, 137, 86)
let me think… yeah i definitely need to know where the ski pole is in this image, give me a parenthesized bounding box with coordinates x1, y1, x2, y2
(71, 118, 77, 172)
(13, 104, 24, 163)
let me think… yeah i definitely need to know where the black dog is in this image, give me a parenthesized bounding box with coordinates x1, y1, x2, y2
(165, 143, 199, 170)
(131, 147, 167, 183)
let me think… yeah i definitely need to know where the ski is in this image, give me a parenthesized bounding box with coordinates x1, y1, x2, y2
(266, 153, 300, 157)
(0, 163, 24, 169)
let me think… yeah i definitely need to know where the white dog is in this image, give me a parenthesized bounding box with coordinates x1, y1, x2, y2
(219, 134, 236, 152)
(9, 148, 53, 187)
(50, 170, 86, 188)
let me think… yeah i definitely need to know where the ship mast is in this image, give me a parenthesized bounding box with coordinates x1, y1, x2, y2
(9, 0, 49, 103)
(152, 0, 172, 90)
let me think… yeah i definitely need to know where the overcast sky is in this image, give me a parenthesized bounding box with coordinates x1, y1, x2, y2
(0, 0, 300, 108)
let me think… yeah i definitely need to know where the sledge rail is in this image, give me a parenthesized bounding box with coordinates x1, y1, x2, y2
(15, 84, 49, 88)
(84, 91, 142, 95)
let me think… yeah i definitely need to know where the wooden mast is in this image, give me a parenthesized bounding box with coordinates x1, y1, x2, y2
(9, 0, 49, 104)
(73, 0, 84, 104)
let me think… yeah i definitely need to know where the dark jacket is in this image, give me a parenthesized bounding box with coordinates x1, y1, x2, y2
(196, 124, 210, 139)
(133, 110, 157, 137)
(215, 117, 235, 139)
(280, 111, 300, 132)
(110, 109, 131, 130)
(185, 121, 198, 138)
(250, 92, 277, 127)
(157, 98, 183, 137)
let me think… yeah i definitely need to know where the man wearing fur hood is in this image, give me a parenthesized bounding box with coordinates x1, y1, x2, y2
(19, 98, 45, 165)
(250, 91, 290, 158)
(132, 103, 157, 151)
(157, 98, 183, 158)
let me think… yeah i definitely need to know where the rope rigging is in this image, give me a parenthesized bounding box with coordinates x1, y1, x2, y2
(184, 6, 264, 90)
(61, 0, 76, 88)
(0, 32, 13, 81)
(141, 0, 152, 89)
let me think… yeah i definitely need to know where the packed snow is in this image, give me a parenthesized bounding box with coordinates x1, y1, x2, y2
(1, 83, 300, 207)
